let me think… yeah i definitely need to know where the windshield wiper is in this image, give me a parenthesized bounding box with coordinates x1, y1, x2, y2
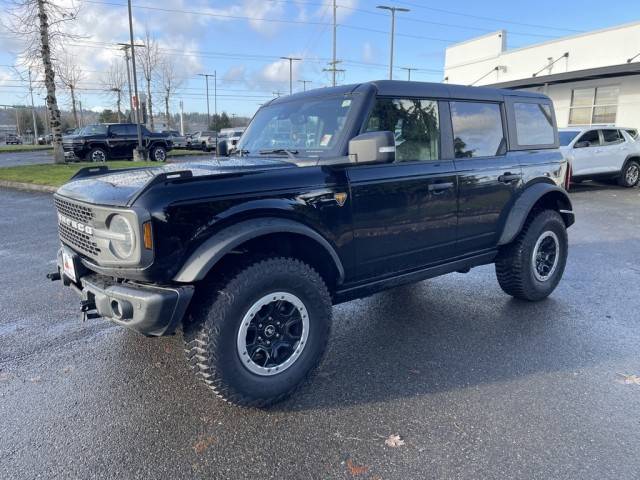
(258, 148, 299, 159)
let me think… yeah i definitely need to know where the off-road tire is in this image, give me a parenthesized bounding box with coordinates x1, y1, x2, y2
(617, 159, 640, 187)
(87, 147, 108, 162)
(495, 209, 568, 301)
(184, 257, 332, 408)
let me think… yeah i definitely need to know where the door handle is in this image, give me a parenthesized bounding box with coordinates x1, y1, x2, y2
(428, 182, 454, 195)
(498, 172, 521, 183)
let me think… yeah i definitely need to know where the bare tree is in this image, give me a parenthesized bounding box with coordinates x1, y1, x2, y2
(103, 61, 127, 122)
(57, 53, 83, 128)
(158, 56, 183, 129)
(136, 27, 159, 131)
(3, 0, 81, 163)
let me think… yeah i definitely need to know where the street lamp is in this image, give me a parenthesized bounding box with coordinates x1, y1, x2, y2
(376, 5, 410, 80)
(280, 56, 302, 95)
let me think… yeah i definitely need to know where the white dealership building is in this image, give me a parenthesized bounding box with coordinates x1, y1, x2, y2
(443, 21, 640, 130)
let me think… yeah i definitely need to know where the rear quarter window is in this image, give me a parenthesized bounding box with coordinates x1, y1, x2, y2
(513, 102, 555, 146)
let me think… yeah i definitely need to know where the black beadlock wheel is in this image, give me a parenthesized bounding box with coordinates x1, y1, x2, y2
(183, 257, 332, 408)
(495, 209, 568, 301)
(150, 145, 167, 162)
(618, 160, 640, 187)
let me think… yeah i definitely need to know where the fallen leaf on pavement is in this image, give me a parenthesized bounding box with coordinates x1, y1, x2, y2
(193, 436, 216, 454)
(0, 372, 10, 381)
(385, 434, 405, 448)
(29, 376, 42, 383)
(617, 373, 640, 385)
(62, 366, 74, 374)
(345, 458, 368, 476)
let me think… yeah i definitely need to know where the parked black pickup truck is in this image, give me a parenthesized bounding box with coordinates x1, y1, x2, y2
(50, 81, 574, 407)
(62, 123, 172, 162)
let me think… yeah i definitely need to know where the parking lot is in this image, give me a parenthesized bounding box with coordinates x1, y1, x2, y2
(1, 183, 639, 479)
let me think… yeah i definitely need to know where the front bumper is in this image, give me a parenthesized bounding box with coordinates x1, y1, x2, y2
(57, 249, 194, 336)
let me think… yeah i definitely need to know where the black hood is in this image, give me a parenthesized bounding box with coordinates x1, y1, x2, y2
(56, 157, 292, 207)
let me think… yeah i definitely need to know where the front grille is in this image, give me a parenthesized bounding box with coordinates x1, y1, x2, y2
(54, 197, 94, 224)
(58, 222, 101, 256)
(55, 197, 99, 257)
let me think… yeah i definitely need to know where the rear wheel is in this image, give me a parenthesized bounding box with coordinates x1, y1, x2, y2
(184, 257, 332, 407)
(495, 209, 568, 301)
(618, 160, 640, 187)
(150, 145, 167, 162)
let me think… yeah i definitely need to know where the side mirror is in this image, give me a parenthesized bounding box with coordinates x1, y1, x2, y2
(348, 131, 395, 164)
(217, 139, 229, 157)
(574, 140, 590, 148)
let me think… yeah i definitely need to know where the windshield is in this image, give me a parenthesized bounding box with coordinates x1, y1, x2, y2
(559, 130, 580, 146)
(237, 95, 354, 157)
(80, 124, 108, 136)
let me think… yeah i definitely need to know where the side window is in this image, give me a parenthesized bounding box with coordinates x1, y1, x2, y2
(109, 125, 127, 136)
(450, 101, 504, 158)
(513, 102, 554, 146)
(602, 129, 624, 145)
(365, 97, 439, 162)
(126, 124, 139, 136)
(576, 130, 600, 147)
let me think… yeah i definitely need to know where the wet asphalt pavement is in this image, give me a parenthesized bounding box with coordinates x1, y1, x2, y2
(0, 150, 54, 167)
(1, 183, 639, 479)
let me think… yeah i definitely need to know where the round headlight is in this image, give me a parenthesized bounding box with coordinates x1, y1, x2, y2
(109, 214, 135, 259)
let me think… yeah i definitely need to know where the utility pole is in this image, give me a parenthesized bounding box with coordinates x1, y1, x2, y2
(28, 69, 38, 144)
(400, 67, 416, 81)
(332, 0, 337, 87)
(323, 61, 345, 86)
(298, 79, 311, 91)
(280, 57, 302, 95)
(179, 99, 184, 135)
(198, 72, 216, 130)
(78, 100, 84, 127)
(117, 43, 142, 122)
(377, 5, 410, 80)
(126, 0, 145, 160)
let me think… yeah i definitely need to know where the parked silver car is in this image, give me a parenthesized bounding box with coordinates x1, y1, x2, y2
(162, 130, 188, 149)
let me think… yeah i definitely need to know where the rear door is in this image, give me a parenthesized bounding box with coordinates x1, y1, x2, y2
(347, 96, 458, 281)
(599, 128, 629, 173)
(449, 100, 522, 254)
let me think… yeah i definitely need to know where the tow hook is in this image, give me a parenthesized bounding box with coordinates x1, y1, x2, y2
(80, 299, 100, 322)
(46, 271, 61, 281)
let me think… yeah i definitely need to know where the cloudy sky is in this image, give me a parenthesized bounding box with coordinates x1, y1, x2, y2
(0, 0, 636, 118)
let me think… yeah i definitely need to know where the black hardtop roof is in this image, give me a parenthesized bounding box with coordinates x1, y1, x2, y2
(268, 79, 548, 104)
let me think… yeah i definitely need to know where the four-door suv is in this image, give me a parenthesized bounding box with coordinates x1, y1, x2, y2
(50, 81, 574, 407)
(559, 126, 640, 187)
(62, 123, 172, 162)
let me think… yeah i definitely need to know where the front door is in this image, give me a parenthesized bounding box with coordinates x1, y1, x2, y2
(348, 97, 458, 281)
(571, 129, 604, 176)
(448, 100, 522, 253)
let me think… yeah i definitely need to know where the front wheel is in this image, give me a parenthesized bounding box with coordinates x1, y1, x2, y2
(184, 257, 332, 407)
(87, 147, 108, 162)
(618, 160, 640, 187)
(495, 209, 568, 301)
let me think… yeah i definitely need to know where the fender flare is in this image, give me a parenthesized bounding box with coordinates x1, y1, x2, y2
(173, 217, 345, 283)
(622, 154, 640, 172)
(498, 183, 574, 246)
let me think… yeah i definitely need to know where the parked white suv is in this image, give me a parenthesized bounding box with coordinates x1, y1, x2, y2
(559, 127, 640, 187)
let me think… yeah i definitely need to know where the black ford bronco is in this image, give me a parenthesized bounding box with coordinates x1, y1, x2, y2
(62, 123, 172, 162)
(51, 81, 574, 407)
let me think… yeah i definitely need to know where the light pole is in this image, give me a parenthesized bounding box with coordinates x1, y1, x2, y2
(280, 57, 302, 95)
(376, 5, 410, 80)
(298, 79, 311, 92)
(117, 42, 144, 122)
(126, 0, 145, 159)
(400, 67, 416, 81)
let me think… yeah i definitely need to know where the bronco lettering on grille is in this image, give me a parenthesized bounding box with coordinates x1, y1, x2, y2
(57, 212, 94, 235)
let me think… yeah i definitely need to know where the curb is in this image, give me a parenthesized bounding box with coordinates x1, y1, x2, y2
(0, 180, 57, 193)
